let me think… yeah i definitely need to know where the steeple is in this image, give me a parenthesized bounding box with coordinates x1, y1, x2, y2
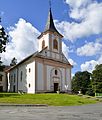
(38, 1, 63, 52)
(38, 3, 63, 39)
(44, 8, 63, 37)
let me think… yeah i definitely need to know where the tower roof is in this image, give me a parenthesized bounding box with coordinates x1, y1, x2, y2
(45, 8, 61, 34)
(38, 8, 63, 39)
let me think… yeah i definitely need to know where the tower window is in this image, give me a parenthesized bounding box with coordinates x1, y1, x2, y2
(53, 39, 58, 50)
(55, 70, 58, 75)
(42, 40, 45, 49)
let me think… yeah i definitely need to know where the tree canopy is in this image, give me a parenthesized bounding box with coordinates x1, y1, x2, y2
(10, 57, 17, 66)
(72, 64, 102, 96)
(72, 71, 91, 94)
(0, 19, 9, 70)
(0, 25, 8, 53)
(91, 64, 102, 93)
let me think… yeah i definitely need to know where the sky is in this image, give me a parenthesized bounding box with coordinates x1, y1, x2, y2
(0, 0, 102, 75)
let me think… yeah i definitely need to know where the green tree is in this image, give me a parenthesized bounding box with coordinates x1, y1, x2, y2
(0, 18, 8, 70)
(72, 71, 91, 94)
(91, 64, 102, 93)
(0, 25, 8, 53)
(10, 57, 17, 66)
(0, 58, 4, 71)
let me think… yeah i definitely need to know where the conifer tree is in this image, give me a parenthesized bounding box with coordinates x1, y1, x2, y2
(0, 18, 8, 53)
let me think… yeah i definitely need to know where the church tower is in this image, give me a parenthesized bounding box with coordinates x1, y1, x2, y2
(38, 8, 63, 55)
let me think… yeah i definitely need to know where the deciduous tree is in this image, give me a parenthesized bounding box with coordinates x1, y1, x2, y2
(91, 64, 102, 93)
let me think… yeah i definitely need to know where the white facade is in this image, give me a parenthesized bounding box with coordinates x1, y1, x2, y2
(7, 49, 72, 93)
(0, 71, 7, 92)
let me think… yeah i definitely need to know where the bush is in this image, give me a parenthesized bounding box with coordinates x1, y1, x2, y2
(86, 88, 95, 96)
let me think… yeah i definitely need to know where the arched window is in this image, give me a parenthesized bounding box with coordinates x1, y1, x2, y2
(55, 70, 58, 75)
(42, 40, 45, 49)
(29, 83, 31, 88)
(53, 39, 58, 50)
(29, 68, 31, 73)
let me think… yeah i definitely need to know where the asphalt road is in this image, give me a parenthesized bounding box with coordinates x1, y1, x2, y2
(0, 103, 102, 120)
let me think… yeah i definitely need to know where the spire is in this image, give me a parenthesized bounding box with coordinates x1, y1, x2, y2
(38, 1, 63, 39)
(44, 1, 63, 37)
(45, 8, 56, 32)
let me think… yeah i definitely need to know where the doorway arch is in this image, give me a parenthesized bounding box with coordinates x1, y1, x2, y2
(50, 68, 62, 92)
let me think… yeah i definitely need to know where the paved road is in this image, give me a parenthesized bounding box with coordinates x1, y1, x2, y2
(0, 103, 102, 120)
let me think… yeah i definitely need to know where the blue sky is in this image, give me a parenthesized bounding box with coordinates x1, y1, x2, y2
(0, 0, 102, 75)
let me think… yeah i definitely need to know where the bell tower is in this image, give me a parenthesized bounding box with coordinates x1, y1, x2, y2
(38, 4, 63, 54)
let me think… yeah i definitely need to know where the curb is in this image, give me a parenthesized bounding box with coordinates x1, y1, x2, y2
(0, 104, 48, 107)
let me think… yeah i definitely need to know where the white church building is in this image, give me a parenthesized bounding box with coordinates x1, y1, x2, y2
(7, 8, 72, 93)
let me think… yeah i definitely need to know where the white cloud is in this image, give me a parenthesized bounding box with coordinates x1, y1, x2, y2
(65, 0, 93, 19)
(68, 58, 77, 66)
(79, 37, 102, 72)
(1, 18, 40, 65)
(81, 60, 98, 73)
(65, 0, 92, 8)
(81, 54, 102, 73)
(62, 42, 69, 59)
(77, 42, 102, 56)
(55, 0, 102, 42)
(62, 42, 76, 66)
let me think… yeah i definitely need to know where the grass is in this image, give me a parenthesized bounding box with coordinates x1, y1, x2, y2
(0, 93, 99, 106)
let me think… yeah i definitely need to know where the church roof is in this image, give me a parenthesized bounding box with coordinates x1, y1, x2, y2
(38, 8, 63, 39)
(7, 49, 72, 72)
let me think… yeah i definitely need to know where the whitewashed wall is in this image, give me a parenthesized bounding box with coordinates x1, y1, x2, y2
(39, 34, 49, 51)
(17, 64, 27, 93)
(9, 69, 17, 92)
(0, 72, 7, 91)
(26, 61, 35, 93)
(36, 62, 44, 91)
(8, 60, 36, 93)
(59, 68, 65, 91)
(66, 68, 71, 90)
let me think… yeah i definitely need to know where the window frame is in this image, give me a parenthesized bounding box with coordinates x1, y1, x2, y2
(42, 40, 45, 49)
(55, 70, 58, 75)
(53, 39, 58, 50)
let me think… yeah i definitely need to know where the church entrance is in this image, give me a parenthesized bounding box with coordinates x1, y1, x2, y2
(54, 83, 59, 93)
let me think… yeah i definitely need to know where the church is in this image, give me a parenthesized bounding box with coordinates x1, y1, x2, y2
(7, 7, 72, 93)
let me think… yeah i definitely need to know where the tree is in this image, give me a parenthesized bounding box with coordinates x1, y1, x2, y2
(91, 64, 102, 93)
(10, 57, 17, 66)
(0, 57, 4, 71)
(0, 18, 8, 70)
(72, 71, 91, 94)
(0, 25, 8, 53)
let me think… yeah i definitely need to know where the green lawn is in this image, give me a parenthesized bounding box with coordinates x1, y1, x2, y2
(0, 93, 99, 106)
